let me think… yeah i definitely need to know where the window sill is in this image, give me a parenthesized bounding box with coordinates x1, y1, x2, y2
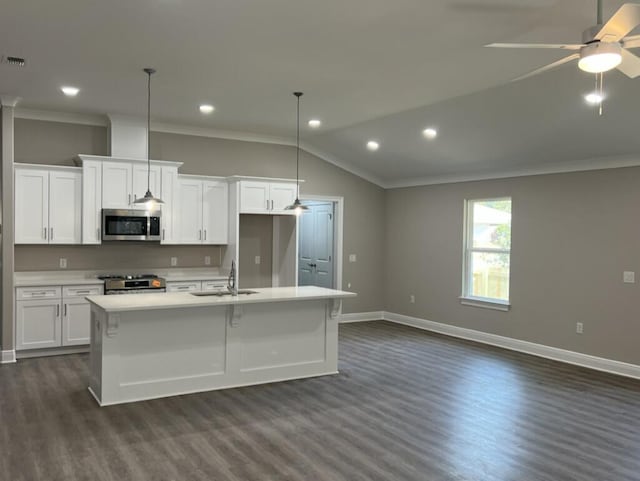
(459, 296, 510, 312)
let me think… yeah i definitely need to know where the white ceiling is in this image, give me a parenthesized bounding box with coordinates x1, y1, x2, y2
(2, 0, 639, 186)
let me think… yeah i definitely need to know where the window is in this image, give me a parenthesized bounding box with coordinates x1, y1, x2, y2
(462, 198, 511, 308)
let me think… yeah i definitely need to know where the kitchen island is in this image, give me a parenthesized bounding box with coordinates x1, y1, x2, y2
(86, 286, 355, 406)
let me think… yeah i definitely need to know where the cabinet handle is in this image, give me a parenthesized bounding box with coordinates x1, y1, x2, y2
(74, 290, 91, 295)
(198, 230, 202, 240)
(266, 199, 270, 210)
(128, 194, 132, 205)
(31, 291, 47, 297)
(97, 228, 100, 240)
(271, 200, 274, 210)
(44, 227, 47, 240)
(64, 304, 67, 317)
(50, 227, 54, 240)
(56, 304, 60, 317)
(162, 228, 165, 241)
(204, 229, 207, 241)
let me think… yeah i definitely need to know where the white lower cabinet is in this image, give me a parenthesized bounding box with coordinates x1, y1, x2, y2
(16, 284, 102, 351)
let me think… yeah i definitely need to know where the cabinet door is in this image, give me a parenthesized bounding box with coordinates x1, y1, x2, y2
(15, 168, 49, 244)
(270, 183, 298, 214)
(202, 181, 228, 244)
(15, 300, 62, 350)
(177, 179, 203, 244)
(239, 181, 270, 213)
(132, 164, 161, 204)
(160, 167, 179, 244)
(49, 170, 82, 244)
(62, 298, 91, 346)
(102, 162, 133, 208)
(166, 281, 202, 292)
(82, 161, 102, 244)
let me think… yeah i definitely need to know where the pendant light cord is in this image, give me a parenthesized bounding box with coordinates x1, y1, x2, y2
(596, 0, 603, 25)
(294, 92, 303, 199)
(147, 69, 152, 193)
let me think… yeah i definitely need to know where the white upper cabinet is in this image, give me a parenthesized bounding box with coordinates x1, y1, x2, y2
(238, 181, 297, 214)
(15, 165, 81, 245)
(177, 176, 228, 244)
(160, 166, 179, 244)
(203, 181, 228, 244)
(81, 160, 102, 244)
(102, 160, 162, 209)
(48, 171, 82, 244)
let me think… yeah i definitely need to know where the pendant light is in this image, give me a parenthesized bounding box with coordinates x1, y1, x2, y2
(284, 91, 308, 215)
(134, 67, 164, 208)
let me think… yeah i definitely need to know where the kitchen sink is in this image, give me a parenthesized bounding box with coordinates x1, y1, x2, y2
(190, 290, 258, 297)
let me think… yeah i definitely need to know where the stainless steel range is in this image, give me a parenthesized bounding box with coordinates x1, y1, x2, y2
(98, 274, 166, 295)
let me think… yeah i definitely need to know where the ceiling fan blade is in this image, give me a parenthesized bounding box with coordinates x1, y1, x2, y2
(595, 3, 640, 42)
(617, 49, 640, 78)
(622, 34, 640, 49)
(486, 43, 582, 50)
(511, 53, 579, 82)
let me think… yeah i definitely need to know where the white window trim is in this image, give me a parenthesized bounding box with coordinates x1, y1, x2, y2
(461, 197, 511, 309)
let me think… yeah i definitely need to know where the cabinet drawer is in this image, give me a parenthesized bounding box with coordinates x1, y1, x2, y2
(16, 286, 61, 300)
(63, 285, 104, 298)
(166, 281, 202, 292)
(202, 280, 228, 291)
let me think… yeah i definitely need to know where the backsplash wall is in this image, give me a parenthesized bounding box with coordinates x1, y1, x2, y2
(15, 244, 223, 272)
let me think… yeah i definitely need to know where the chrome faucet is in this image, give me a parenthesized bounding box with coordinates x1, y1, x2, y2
(228, 260, 238, 296)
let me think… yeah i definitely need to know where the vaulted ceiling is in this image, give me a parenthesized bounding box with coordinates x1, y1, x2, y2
(2, 0, 639, 187)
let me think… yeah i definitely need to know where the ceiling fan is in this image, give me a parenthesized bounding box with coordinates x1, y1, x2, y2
(486, 1, 640, 81)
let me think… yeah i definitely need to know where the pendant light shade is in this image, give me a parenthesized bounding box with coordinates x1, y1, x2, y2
(134, 67, 164, 208)
(285, 92, 308, 215)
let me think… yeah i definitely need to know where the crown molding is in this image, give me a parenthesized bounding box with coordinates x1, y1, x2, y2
(0, 96, 20, 107)
(15, 108, 108, 126)
(384, 154, 640, 189)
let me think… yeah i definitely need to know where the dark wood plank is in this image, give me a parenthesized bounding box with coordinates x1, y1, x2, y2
(1, 321, 639, 481)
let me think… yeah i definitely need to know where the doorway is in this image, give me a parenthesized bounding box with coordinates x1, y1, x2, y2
(298, 197, 342, 289)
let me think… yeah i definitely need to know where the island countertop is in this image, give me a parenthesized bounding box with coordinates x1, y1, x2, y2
(86, 286, 356, 313)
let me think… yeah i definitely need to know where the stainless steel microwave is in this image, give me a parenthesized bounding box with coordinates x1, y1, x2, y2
(102, 209, 161, 241)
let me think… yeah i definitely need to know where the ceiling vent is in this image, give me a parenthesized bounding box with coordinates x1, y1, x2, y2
(1, 56, 26, 67)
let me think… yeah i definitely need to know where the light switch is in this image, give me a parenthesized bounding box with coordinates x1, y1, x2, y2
(349, 254, 357, 262)
(623, 271, 635, 283)
(59, 258, 67, 269)
(204, 256, 211, 266)
(170, 257, 178, 267)
(255, 256, 261, 265)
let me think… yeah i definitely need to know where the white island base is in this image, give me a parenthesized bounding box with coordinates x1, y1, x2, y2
(87, 287, 355, 406)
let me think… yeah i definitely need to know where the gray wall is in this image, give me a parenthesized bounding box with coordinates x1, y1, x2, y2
(238, 215, 273, 289)
(13, 119, 386, 313)
(385, 167, 640, 365)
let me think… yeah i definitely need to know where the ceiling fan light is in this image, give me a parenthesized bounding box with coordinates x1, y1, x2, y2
(578, 42, 622, 73)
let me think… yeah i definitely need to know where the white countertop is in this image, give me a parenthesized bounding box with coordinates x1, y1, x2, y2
(86, 286, 356, 313)
(14, 268, 227, 287)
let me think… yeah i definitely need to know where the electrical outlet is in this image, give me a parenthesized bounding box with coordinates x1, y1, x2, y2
(576, 322, 584, 334)
(204, 256, 211, 266)
(410, 294, 415, 304)
(623, 271, 635, 283)
(349, 254, 357, 262)
(255, 255, 261, 265)
(170, 257, 178, 267)
(347, 282, 352, 288)
(59, 258, 67, 269)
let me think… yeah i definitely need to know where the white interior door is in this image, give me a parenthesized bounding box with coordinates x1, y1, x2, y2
(297, 202, 335, 288)
(49, 170, 82, 244)
(15, 168, 49, 244)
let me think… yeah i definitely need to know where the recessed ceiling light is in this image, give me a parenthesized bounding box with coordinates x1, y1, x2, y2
(366, 140, 380, 151)
(308, 119, 322, 128)
(584, 92, 604, 104)
(199, 104, 215, 114)
(422, 127, 438, 139)
(61, 86, 79, 97)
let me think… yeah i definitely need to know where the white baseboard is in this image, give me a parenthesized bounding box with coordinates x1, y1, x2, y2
(339, 311, 384, 323)
(383, 311, 640, 380)
(1, 350, 16, 364)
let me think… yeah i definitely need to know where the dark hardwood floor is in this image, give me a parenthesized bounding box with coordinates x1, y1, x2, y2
(1, 320, 639, 481)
